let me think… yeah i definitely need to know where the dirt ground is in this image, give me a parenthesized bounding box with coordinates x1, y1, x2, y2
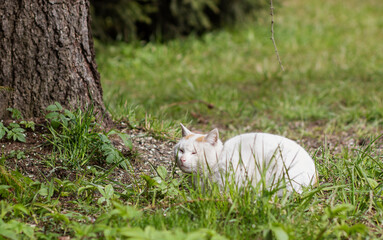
(2, 121, 176, 185)
(2, 120, 382, 185)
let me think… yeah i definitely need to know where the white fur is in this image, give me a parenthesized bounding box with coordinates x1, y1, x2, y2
(175, 124, 223, 175)
(174, 124, 317, 194)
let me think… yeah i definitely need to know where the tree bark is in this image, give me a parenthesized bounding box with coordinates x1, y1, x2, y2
(0, 0, 109, 123)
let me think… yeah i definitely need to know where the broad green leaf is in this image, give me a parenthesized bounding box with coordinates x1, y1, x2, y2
(13, 204, 30, 216)
(0, 130, 5, 139)
(104, 227, 118, 238)
(0, 122, 7, 139)
(157, 166, 168, 180)
(118, 132, 133, 150)
(45, 112, 59, 120)
(46, 105, 59, 112)
(6, 129, 26, 143)
(59, 114, 69, 126)
(104, 184, 114, 198)
(119, 227, 145, 238)
(37, 187, 48, 196)
(110, 201, 142, 220)
(64, 109, 75, 118)
(271, 226, 289, 240)
(7, 108, 22, 120)
(0, 185, 11, 191)
(366, 178, 378, 189)
(21, 224, 35, 238)
(47, 212, 70, 224)
(20, 121, 35, 131)
(345, 223, 367, 235)
(106, 129, 118, 136)
(46, 102, 63, 111)
(8, 123, 20, 128)
(97, 186, 106, 196)
(50, 120, 61, 129)
(98, 197, 107, 205)
(326, 204, 354, 218)
(0, 228, 18, 240)
(15, 132, 26, 143)
(141, 175, 158, 188)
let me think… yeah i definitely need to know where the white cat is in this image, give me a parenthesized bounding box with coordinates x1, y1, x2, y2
(174, 124, 317, 194)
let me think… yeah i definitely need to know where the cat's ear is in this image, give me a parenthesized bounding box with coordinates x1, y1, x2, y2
(205, 128, 219, 145)
(180, 123, 192, 137)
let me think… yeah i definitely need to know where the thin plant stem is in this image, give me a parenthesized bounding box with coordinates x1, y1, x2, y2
(270, 0, 285, 71)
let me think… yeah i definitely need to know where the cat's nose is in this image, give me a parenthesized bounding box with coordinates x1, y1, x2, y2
(180, 158, 186, 163)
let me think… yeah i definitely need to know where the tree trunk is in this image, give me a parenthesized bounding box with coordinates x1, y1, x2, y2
(0, 0, 109, 123)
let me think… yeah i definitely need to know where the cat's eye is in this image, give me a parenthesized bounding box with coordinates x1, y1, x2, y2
(179, 149, 184, 153)
(192, 152, 197, 155)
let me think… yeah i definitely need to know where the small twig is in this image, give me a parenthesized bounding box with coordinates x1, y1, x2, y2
(270, 0, 285, 71)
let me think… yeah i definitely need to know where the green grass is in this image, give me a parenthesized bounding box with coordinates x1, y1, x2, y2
(1, 0, 383, 239)
(128, 136, 383, 239)
(94, 0, 383, 238)
(97, 0, 383, 139)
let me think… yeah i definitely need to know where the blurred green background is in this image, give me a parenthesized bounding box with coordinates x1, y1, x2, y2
(91, 0, 266, 42)
(93, 0, 383, 140)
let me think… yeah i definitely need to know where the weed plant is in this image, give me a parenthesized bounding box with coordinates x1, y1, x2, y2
(44, 102, 132, 170)
(0, 108, 35, 143)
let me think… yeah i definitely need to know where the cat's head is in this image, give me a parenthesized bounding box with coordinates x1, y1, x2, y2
(174, 123, 223, 174)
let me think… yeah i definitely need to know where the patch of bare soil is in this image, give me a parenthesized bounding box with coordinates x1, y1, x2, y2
(290, 121, 383, 157)
(2, 123, 54, 181)
(107, 126, 177, 184)
(1, 121, 381, 187)
(1, 122, 176, 185)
